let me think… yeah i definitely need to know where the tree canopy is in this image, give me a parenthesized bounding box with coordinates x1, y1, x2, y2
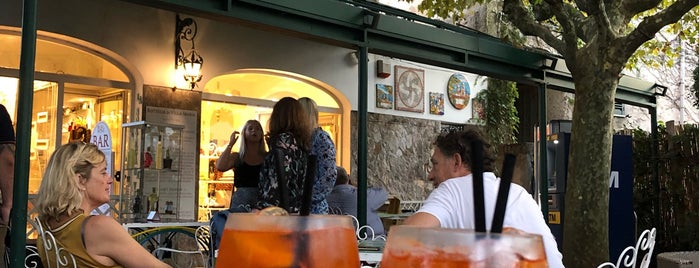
(402, 0, 699, 266)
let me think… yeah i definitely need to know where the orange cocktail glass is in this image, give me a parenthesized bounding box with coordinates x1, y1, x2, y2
(381, 226, 548, 268)
(215, 213, 359, 268)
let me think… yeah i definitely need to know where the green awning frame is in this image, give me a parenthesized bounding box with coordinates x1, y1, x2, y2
(11, 2, 662, 262)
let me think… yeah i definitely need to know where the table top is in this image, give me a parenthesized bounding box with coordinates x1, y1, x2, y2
(378, 212, 414, 219)
(358, 240, 385, 263)
(122, 220, 208, 229)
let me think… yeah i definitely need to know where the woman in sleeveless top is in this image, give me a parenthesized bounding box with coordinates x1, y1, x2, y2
(216, 120, 266, 211)
(35, 142, 170, 268)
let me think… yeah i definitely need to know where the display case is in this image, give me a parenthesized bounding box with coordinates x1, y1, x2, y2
(119, 121, 184, 222)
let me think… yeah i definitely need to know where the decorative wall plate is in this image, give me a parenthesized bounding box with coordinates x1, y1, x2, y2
(447, 73, 470, 110)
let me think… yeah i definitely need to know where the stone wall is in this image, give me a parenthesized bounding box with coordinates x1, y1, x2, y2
(349, 112, 537, 202)
(350, 112, 440, 201)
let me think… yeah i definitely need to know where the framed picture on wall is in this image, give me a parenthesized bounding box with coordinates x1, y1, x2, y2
(429, 92, 444, 115)
(394, 65, 425, 113)
(375, 84, 394, 109)
(472, 98, 485, 121)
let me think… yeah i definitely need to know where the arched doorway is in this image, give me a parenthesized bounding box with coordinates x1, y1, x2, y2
(197, 69, 351, 219)
(0, 27, 136, 197)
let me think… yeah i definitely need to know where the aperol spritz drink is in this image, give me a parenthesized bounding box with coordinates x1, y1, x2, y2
(215, 213, 359, 268)
(381, 226, 548, 268)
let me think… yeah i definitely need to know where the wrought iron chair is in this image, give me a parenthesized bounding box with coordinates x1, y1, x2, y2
(596, 228, 657, 268)
(32, 217, 77, 268)
(2, 238, 41, 268)
(151, 225, 211, 268)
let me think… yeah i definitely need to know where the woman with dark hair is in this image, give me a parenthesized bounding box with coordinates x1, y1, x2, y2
(216, 120, 267, 211)
(256, 97, 312, 213)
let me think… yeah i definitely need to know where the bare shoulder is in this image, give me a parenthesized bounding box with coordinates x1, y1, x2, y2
(83, 215, 124, 235)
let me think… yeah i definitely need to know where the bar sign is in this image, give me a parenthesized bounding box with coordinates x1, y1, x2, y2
(548, 211, 561, 224)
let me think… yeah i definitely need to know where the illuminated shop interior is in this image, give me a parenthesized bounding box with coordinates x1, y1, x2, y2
(197, 71, 346, 219)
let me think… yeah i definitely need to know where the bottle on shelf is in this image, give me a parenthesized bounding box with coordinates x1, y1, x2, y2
(147, 187, 159, 212)
(127, 131, 136, 169)
(155, 135, 163, 170)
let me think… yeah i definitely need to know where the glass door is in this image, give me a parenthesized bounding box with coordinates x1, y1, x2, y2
(29, 81, 58, 193)
(96, 93, 126, 177)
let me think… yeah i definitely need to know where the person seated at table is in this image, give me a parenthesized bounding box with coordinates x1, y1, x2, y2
(327, 166, 388, 236)
(35, 142, 171, 268)
(402, 127, 563, 268)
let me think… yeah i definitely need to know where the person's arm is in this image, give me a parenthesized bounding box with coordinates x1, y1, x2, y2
(0, 144, 14, 225)
(366, 188, 388, 211)
(215, 131, 240, 172)
(402, 212, 440, 227)
(83, 216, 171, 268)
(311, 130, 337, 212)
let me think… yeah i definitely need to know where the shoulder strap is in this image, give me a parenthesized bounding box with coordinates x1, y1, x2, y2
(81, 215, 94, 249)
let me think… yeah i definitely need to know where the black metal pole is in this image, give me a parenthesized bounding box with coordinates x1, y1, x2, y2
(357, 45, 368, 228)
(10, 0, 38, 265)
(538, 83, 548, 218)
(650, 108, 660, 233)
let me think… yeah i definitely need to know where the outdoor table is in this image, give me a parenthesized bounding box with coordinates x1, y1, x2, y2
(358, 239, 385, 263)
(122, 220, 208, 249)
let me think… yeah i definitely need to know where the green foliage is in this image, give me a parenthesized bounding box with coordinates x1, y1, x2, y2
(694, 50, 699, 109)
(476, 78, 519, 148)
(403, 0, 486, 22)
(627, 4, 699, 70)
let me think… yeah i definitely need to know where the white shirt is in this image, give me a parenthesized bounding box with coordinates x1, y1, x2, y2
(418, 172, 564, 268)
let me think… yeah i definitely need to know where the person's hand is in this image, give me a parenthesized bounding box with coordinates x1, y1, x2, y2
(229, 131, 240, 146)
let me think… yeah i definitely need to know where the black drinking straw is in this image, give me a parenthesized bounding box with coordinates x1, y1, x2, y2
(274, 149, 290, 212)
(490, 153, 516, 233)
(292, 155, 317, 267)
(471, 140, 486, 233)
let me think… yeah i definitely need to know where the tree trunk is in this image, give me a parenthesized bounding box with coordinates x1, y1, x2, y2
(562, 69, 617, 267)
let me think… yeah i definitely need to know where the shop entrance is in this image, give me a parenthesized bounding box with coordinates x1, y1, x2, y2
(197, 69, 350, 220)
(0, 31, 134, 199)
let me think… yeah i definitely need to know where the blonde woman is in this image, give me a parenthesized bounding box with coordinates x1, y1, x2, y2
(298, 97, 337, 214)
(216, 120, 267, 211)
(35, 142, 170, 268)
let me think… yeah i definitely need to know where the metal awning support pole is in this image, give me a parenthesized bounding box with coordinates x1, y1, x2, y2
(357, 45, 368, 228)
(538, 82, 549, 218)
(650, 108, 660, 230)
(10, 0, 38, 264)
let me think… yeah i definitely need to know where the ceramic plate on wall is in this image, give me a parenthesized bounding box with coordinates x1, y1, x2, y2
(447, 73, 470, 110)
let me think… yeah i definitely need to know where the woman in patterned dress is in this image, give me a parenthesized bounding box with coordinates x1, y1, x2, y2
(298, 97, 337, 214)
(256, 97, 312, 213)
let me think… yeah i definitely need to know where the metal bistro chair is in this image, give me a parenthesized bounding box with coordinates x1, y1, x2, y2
(2, 230, 41, 268)
(151, 225, 211, 268)
(32, 217, 77, 268)
(597, 228, 657, 268)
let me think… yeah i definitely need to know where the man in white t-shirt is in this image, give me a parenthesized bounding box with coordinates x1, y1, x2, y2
(403, 127, 564, 268)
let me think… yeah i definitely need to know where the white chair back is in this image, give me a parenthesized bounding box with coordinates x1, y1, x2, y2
(596, 228, 657, 268)
(347, 215, 385, 242)
(32, 217, 77, 268)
